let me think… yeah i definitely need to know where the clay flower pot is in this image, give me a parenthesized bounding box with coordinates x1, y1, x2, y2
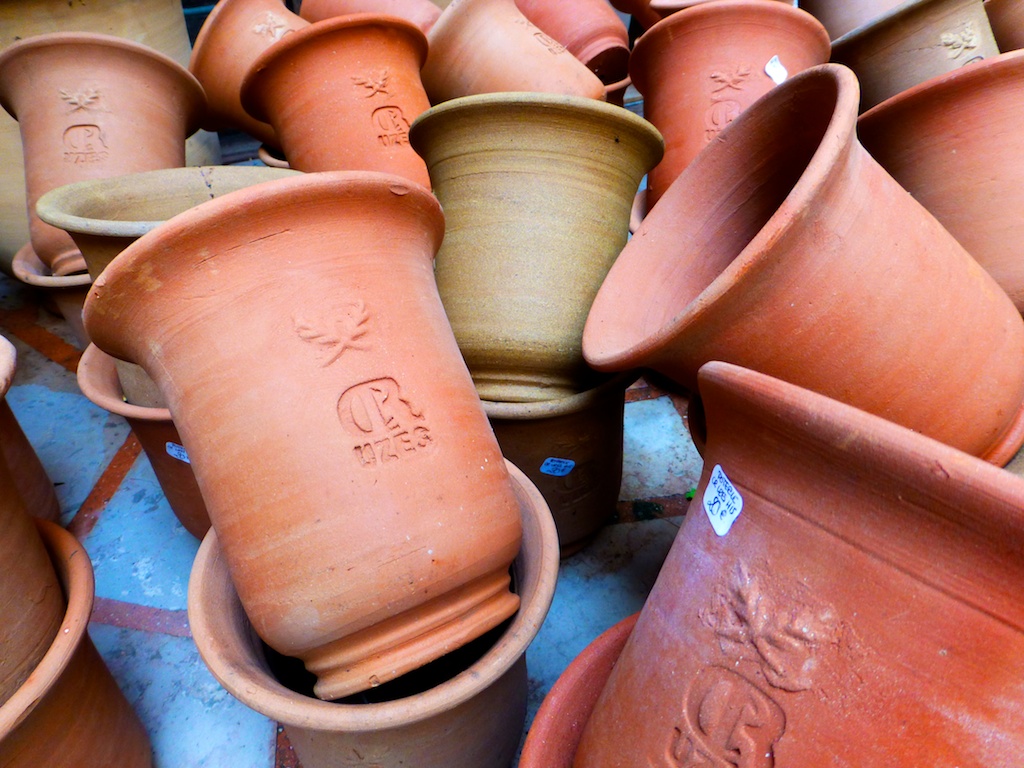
(630, 0, 831, 210)
(649, 0, 792, 18)
(858, 50, 1024, 313)
(241, 15, 431, 187)
(300, 0, 442, 32)
(83, 171, 523, 701)
(575, 360, 1024, 766)
(188, 460, 559, 768)
(421, 0, 607, 103)
(582, 63, 1024, 464)
(831, 0, 999, 110)
(189, 0, 309, 147)
(607, 0, 663, 29)
(0, 32, 206, 277)
(482, 373, 635, 557)
(12, 244, 91, 349)
(797, 0, 906, 39)
(985, 0, 1024, 50)
(514, 0, 631, 85)
(409, 92, 663, 403)
(0, 520, 152, 766)
(519, 613, 638, 768)
(77, 344, 210, 541)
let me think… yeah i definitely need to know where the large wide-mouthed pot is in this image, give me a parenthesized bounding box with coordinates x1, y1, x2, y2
(83, 171, 523, 701)
(582, 63, 1024, 464)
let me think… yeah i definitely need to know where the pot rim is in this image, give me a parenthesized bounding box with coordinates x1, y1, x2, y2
(12, 243, 92, 290)
(240, 13, 429, 123)
(188, 459, 560, 731)
(77, 344, 172, 423)
(481, 371, 637, 420)
(0, 336, 14, 399)
(0, 520, 93, 737)
(831, 0, 980, 49)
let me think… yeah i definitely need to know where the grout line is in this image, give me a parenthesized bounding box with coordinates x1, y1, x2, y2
(67, 431, 142, 539)
(0, 305, 82, 374)
(91, 596, 191, 639)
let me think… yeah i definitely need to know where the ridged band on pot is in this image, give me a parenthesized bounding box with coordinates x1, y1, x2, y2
(409, 91, 664, 403)
(12, 243, 91, 349)
(796, 0, 907, 39)
(77, 344, 211, 541)
(857, 50, 1024, 313)
(300, 0, 442, 33)
(0, 520, 152, 766)
(582, 63, 1024, 464)
(984, 0, 1024, 50)
(830, 0, 999, 110)
(575, 360, 1024, 765)
(188, 461, 559, 768)
(482, 373, 636, 556)
(189, 0, 309, 146)
(629, 0, 831, 210)
(0, 32, 206, 278)
(82, 170, 524, 701)
(241, 14, 431, 187)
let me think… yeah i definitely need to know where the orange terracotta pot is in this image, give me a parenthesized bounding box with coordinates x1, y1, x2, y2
(0, 32, 205, 277)
(575, 360, 1024, 766)
(797, 0, 906, 39)
(985, 0, 1024, 49)
(189, 0, 309, 146)
(514, 0, 630, 84)
(831, 0, 999, 110)
(241, 15, 431, 187)
(11, 244, 91, 349)
(0, 520, 152, 767)
(83, 171, 523, 701)
(421, 0, 607, 103)
(77, 344, 210, 541)
(582, 63, 1024, 464)
(300, 0, 442, 32)
(629, 0, 830, 210)
(858, 50, 1024, 313)
(188, 460, 558, 768)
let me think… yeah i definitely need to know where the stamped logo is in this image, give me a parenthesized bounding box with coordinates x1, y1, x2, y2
(512, 17, 567, 54)
(352, 70, 391, 98)
(63, 124, 108, 164)
(252, 12, 293, 40)
(338, 378, 432, 467)
(371, 106, 412, 147)
(704, 66, 752, 142)
(940, 21, 979, 59)
(294, 302, 370, 367)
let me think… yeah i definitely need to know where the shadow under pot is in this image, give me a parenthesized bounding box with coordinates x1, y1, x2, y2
(188, 460, 559, 768)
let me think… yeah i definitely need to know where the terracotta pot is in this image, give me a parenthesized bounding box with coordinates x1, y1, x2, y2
(649, 0, 792, 18)
(189, 0, 309, 146)
(188, 460, 559, 768)
(0, 520, 152, 766)
(607, 0, 663, 29)
(796, 0, 906, 39)
(11, 244, 91, 349)
(83, 171, 523, 701)
(300, 0, 442, 32)
(985, 0, 1024, 49)
(36, 165, 301, 406)
(409, 92, 663, 403)
(519, 613, 638, 768)
(0, 32, 205, 277)
(482, 373, 635, 557)
(858, 50, 1024, 313)
(575, 360, 1024, 766)
(514, 0, 630, 85)
(77, 344, 210, 541)
(582, 63, 1024, 464)
(0, 0, 222, 276)
(421, 0, 607, 103)
(630, 0, 830, 210)
(241, 15, 431, 187)
(831, 0, 999, 110)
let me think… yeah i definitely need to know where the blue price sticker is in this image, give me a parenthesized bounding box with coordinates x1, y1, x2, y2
(540, 457, 576, 477)
(165, 441, 191, 465)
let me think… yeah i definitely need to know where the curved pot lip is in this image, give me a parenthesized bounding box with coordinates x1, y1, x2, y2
(481, 371, 637, 420)
(0, 31, 206, 135)
(831, 0, 972, 49)
(188, 459, 560, 731)
(12, 243, 92, 290)
(0, 336, 14, 399)
(240, 13, 429, 123)
(584, 63, 860, 371)
(0, 520, 93, 738)
(35, 166, 302, 240)
(77, 344, 172, 422)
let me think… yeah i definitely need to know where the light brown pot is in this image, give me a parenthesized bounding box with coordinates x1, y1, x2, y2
(797, 0, 906, 39)
(831, 0, 999, 110)
(421, 0, 607, 103)
(575, 360, 1024, 766)
(300, 0, 442, 32)
(77, 344, 210, 541)
(241, 15, 431, 187)
(0, 32, 205, 277)
(83, 171, 523, 701)
(409, 92, 663, 403)
(189, 0, 309, 146)
(858, 49, 1024, 313)
(11, 244, 91, 349)
(188, 460, 559, 768)
(629, 0, 831, 210)
(985, 0, 1024, 49)
(582, 63, 1024, 464)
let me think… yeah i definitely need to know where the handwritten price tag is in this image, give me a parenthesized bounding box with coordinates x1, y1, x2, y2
(703, 465, 743, 536)
(765, 55, 788, 85)
(165, 441, 191, 464)
(540, 457, 576, 477)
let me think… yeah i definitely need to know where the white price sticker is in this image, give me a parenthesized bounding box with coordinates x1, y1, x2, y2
(540, 457, 575, 477)
(765, 55, 788, 85)
(703, 465, 743, 536)
(166, 441, 191, 464)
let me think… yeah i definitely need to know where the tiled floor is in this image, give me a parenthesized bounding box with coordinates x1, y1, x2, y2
(0, 260, 704, 766)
